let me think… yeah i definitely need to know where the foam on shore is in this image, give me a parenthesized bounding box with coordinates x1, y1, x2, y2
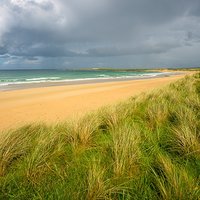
(0, 72, 180, 91)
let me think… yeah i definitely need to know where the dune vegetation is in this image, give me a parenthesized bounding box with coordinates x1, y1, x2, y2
(0, 73, 200, 199)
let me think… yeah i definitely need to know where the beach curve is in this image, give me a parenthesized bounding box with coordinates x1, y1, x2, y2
(0, 73, 190, 132)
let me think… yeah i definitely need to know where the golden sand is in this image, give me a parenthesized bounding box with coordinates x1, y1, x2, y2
(0, 74, 188, 131)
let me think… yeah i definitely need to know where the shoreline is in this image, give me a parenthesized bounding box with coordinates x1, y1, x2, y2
(0, 71, 182, 91)
(0, 72, 191, 132)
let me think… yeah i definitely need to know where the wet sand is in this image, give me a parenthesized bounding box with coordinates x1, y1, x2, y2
(0, 73, 189, 132)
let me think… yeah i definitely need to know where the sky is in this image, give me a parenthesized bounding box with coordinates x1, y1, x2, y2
(0, 0, 200, 69)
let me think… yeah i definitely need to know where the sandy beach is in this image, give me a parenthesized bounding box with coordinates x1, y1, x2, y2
(0, 73, 189, 132)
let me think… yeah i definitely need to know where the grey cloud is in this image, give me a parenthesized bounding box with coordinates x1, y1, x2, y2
(25, 57, 39, 61)
(188, 0, 200, 16)
(86, 41, 181, 57)
(0, 46, 8, 55)
(0, 54, 10, 58)
(12, 44, 79, 57)
(0, 0, 200, 68)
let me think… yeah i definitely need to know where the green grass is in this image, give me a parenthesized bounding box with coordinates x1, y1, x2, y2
(0, 73, 200, 199)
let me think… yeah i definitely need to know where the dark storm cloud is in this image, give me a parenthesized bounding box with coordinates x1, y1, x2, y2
(11, 43, 79, 57)
(87, 42, 181, 57)
(0, 0, 200, 68)
(0, 46, 8, 55)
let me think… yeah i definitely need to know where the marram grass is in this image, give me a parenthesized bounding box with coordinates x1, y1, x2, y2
(0, 73, 200, 200)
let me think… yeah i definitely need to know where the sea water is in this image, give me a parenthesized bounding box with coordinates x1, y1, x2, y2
(0, 69, 167, 88)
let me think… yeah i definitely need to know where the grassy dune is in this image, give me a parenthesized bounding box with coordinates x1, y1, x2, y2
(0, 73, 200, 199)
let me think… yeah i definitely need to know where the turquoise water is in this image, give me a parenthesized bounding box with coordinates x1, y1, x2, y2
(0, 69, 163, 86)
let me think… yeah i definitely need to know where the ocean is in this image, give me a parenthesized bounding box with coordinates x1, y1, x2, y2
(0, 69, 172, 90)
